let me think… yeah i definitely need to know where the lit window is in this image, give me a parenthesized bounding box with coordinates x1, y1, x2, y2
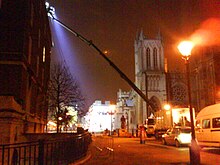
(43, 47, 46, 62)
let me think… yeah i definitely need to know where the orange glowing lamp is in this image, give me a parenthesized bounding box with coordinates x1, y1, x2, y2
(164, 104, 171, 111)
(177, 41, 194, 58)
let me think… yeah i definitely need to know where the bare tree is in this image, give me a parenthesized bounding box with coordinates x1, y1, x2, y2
(47, 64, 85, 133)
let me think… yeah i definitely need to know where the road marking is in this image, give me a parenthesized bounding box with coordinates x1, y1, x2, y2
(106, 147, 114, 152)
(95, 146, 103, 151)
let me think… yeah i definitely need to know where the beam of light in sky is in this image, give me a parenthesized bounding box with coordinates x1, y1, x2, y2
(51, 19, 72, 62)
(45, 2, 157, 109)
(49, 15, 81, 83)
(46, 2, 78, 69)
(190, 18, 220, 47)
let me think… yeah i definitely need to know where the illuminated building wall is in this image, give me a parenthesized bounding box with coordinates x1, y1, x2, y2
(0, 0, 51, 144)
(115, 89, 135, 133)
(85, 101, 115, 133)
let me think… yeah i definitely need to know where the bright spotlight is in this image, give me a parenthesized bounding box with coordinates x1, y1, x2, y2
(45, 2, 55, 18)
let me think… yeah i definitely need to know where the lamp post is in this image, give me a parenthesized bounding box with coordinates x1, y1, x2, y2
(177, 41, 200, 165)
(109, 105, 115, 136)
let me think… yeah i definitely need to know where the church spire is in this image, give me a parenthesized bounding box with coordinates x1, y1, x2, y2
(139, 28, 145, 41)
(156, 28, 162, 40)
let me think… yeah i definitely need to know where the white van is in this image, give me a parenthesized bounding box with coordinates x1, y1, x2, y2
(195, 104, 220, 148)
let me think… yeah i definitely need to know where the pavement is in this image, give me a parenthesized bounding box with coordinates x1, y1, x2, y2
(69, 135, 220, 165)
(69, 151, 92, 165)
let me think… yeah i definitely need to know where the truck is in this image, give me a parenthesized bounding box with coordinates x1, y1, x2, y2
(146, 107, 194, 139)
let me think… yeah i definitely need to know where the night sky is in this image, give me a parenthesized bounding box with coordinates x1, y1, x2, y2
(47, 0, 220, 109)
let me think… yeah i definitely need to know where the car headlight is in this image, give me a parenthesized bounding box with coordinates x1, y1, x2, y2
(178, 133, 191, 143)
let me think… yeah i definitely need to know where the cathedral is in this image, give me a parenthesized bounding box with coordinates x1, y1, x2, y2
(133, 29, 220, 126)
(134, 30, 188, 125)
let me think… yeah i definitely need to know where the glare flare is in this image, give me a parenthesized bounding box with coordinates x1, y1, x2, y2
(177, 41, 194, 57)
(190, 18, 220, 46)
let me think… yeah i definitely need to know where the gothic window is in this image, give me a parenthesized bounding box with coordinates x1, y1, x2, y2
(149, 96, 161, 112)
(153, 48, 158, 69)
(146, 48, 151, 69)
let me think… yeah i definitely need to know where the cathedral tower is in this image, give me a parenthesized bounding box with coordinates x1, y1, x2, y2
(134, 29, 167, 124)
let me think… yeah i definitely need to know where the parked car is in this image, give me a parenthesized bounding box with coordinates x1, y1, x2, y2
(162, 127, 191, 147)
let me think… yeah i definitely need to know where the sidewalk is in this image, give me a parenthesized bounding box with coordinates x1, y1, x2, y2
(69, 150, 92, 165)
(69, 136, 220, 165)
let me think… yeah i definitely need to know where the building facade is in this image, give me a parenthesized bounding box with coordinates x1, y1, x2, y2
(134, 30, 167, 124)
(84, 100, 115, 133)
(0, 0, 51, 144)
(115, 89, 135, 132)
(133, 30, 220, 128)
(190, 46, 220, 111)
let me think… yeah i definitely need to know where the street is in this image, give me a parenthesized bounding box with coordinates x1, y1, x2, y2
(81, 135, 220, 165)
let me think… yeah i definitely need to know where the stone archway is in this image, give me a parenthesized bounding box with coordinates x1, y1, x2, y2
(147, 96, 161, 117)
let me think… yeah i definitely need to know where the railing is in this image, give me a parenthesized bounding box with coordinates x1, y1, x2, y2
(0, 132, 91, 165)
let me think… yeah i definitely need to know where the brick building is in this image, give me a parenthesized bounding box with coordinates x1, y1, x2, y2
(0, 0, 51, 144)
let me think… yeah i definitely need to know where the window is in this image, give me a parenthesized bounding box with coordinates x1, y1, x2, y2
(43, 46, 46, 62)
(153, 48, 158, 69)
(0, 0, 2, 8)
(202, 119, 210, 129)
(213, 117, 220, 128)
(146, 48, 151, 69)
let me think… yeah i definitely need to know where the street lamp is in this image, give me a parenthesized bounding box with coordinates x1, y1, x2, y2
(164, 104, 172, 127)
(109, 105, 115, 136)
(177, 41, 200, 165)
(164, 104, 171, 111)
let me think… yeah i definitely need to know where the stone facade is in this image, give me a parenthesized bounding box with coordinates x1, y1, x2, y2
(0, 0, 51, 144)
(133, 30, 220, 126)
(190, 46, 220, 111)
(134, 30, 167, 124)
(115, 89, 135, 133)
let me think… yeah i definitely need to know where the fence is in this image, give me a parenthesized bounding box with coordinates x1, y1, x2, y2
(0, 132, 91, 165)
